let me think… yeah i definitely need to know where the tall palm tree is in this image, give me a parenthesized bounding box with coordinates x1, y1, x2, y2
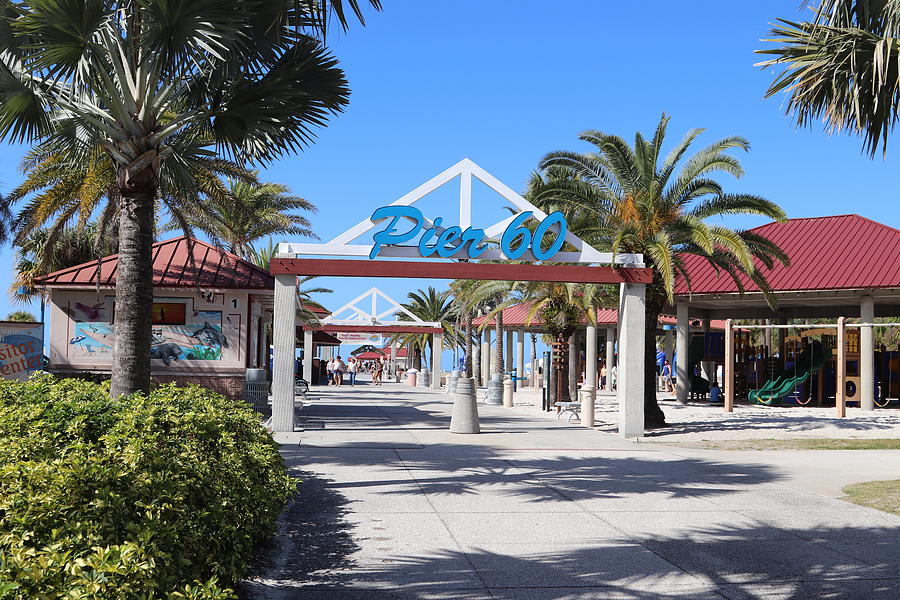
(4, 141, 251, 251)
(173, 177, 317, 259)
(0, 0, 379, 397)
(470, 279, 520, 377)
(531, 115, 789, 427)
(448, 278, 483, 379)
(522, 282, 611, 403)
(9, 224, 116, 304)
(392, 287, 454, 371)
(757, 1, 900, 157)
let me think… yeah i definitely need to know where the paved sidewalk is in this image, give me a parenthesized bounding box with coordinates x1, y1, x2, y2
(242, 384, 900, 599)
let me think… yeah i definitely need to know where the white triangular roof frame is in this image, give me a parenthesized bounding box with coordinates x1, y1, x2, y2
(278, 158, 641, 265)
(322, 287, 441, 328)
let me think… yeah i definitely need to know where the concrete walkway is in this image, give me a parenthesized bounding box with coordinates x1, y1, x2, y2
(242, 384, 900, 599)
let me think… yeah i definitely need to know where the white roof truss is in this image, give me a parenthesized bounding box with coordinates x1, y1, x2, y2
(322, 287, 441, 328)
(279, 158, 642, 265)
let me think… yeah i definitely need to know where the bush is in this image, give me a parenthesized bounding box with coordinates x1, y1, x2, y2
(0, 376, 294, 599)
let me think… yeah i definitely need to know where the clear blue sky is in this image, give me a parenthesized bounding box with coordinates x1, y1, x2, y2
(1, 1, 898, 366)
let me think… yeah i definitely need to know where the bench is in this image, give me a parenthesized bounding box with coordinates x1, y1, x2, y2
(554, 401, 581, 422)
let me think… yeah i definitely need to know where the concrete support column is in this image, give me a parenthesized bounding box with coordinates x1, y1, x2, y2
(432, 332, 443, 391)
(860, 296, 875, 411)
(303, 329, 313, 383)
(605, 327, 616, 391)
(618, 281, 645, 438)
(675, 302, 689, 404)
(271, 274, 297, 432)
(837, 317, 847, 418)
(701, 318, 714, 383)
(390, 343, 397, 382)
(257, 313, 268, 370)
(516, 330, 525, 386)
(584, 325, 598, 428)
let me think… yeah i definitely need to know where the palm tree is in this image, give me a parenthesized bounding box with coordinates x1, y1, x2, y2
(173, 177, 317, 259)
(531, 115, 789, 427)
(5, 311, 37, 322)
(5, 142, 251, 251)
(522, 283, 611, 403)
(10, 225, 116, 304)
(448, 279, 482, 379)
(757, 1, 900, 157)
(470, 279, 520, 377)
(0, 1, 379, 397)
(392, 287, 454, 371)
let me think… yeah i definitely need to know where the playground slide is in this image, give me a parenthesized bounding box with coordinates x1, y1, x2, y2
(688, 336, 710, 395)
(748, 341, 831, 405)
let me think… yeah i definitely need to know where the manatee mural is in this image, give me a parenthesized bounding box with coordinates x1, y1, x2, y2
(68, 303, 228, 362)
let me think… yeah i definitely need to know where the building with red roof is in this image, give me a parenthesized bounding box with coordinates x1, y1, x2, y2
(36, 236, 335, 399)
(671, 215, 900, 319)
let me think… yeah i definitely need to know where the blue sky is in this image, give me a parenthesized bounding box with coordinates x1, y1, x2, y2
(1, 1, 898, 366)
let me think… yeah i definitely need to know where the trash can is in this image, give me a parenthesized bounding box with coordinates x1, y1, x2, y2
(407, 368, 418, 387)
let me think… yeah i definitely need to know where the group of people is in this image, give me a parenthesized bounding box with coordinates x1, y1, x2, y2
(324, 355, 393, 386)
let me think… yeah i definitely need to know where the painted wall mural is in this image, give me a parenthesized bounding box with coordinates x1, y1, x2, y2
(67, 296, 232, 363)
(0, 322, 44, 380)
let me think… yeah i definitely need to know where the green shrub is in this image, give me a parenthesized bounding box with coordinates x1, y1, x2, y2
(0, 375, 294, 599)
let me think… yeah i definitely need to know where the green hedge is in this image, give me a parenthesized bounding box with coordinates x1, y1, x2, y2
(0, 376, 294, 599)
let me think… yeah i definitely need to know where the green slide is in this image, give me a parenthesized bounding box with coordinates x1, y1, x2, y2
(688, 336, 709, 396)
(748, 341, 831, 405)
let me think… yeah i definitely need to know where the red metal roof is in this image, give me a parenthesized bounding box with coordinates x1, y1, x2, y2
(675, 215, 900, 296)
(472, 302, 724, 329)
(36, 236, 275, 290)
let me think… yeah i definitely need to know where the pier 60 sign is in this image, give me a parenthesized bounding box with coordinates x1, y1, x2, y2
(368, 205, 567, 261)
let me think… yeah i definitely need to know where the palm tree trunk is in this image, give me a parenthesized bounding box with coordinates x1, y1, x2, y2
(495, 310, 504, 375)
(465, 311, 473, 377)
(473, 333, 481, 386)
(555, 334, 569, 402)
(530, 334, 537, 386)
(110, 176, 156, 398)
(413, 345, 422, 371)
(644, 296, 668, 428)
(568, 332, 578, 400)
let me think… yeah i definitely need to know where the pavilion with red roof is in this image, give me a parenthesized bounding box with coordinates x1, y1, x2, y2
(669, 214, 900, 409)
(36, 236, 337, 399)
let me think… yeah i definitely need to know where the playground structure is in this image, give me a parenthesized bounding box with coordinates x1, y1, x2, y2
(720, 320, 900, 415)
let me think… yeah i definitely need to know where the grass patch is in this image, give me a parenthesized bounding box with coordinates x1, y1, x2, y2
(656, 438, 900, 450)
(842, 480, 900, 517)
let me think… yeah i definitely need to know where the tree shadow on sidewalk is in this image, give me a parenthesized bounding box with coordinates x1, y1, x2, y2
(239, 470, 360, 599)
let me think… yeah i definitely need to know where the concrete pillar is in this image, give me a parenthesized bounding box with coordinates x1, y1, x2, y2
(432, 332, 443, 391)
(390, 343, 397, 382)
(505, 329, 513, 378)
(257, 313, 268, 370)
(303, 329, 313, 383)
(724, 319, 735, 412)
(675, 302, 689, 404)
(605, 327, 616, 391)
(584, 325, 598, 428)
(271, 274, 297, 432)
(860, 296, 875, 411)
(516, 330, 525, 386)
(617, 281, 645, 438)
(701, 318, 714, 383)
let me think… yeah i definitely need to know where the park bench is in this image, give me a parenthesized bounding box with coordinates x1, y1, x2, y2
(554, 401, 581, 422)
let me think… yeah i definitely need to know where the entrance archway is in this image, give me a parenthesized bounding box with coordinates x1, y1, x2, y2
(269, 159, 653, 437)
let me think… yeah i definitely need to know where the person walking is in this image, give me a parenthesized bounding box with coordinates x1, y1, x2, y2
(600, 363, 607, 388)
(662, 359, 675, 393)
(610, 364, 618, 391)
(326, 357, 335, 386)
(348, 357, 358, 386)
(373, 360, 383, 385)
(333, 356, 346, 386)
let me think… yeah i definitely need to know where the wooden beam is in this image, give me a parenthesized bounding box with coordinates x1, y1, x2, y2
(270, 258, 653, 284)
(724, 319, 734, 413)
(836, 316, 846, 418)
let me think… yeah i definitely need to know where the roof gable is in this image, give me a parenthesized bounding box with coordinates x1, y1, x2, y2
(675, 215, 900, 295)
(36, 236, 275, 290)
